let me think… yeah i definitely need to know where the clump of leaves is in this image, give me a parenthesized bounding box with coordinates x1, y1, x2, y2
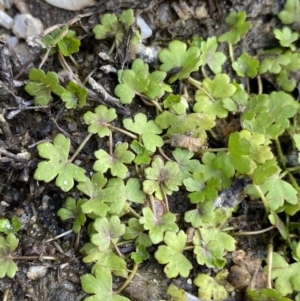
(57, 197, 86, 233)
(25, 68, 65, 105)
(0, 233, 19, 278)
(93, 9, 134, 49)
(34, 134, 86, 192)
(158, 40, 203, 83)
(218, 11, 251, 44)
(0, 217, 21, 235)
(61, 81, 87, 109)
(114, 59, 171, 104)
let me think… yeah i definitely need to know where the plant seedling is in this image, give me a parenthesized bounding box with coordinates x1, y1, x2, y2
(278, 0, 300, 25)
(218, 11, 251, 45)
(143, 156, 182, 200)
(123, 113, 164, 152)
(34, 133, 87, 192)
(93, 142, 135, 179)
(25, 68, 65, 105)
(139, 207, 178, 244)
(0, 233, 19, 278)
(84, 105, 117, 138)
(114, 59, 170, 104)
(61, 81, 87, 109)
(93, 9, 134, 49)
(232, 53, 259, 78)
(158, 40, 202, 83)
(154, 230, 193, 278)
(198, 36, 227, 74)
(274, 27, 299, 51)
(0, 217, 21, 234)
(81, 266, 130, 301)
(57, 197, 87, 233)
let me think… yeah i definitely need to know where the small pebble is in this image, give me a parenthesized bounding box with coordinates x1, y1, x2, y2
(0, 10, 13, 29)
(137, 16, 152, 40)
(12, 14, 43, 39)
(27, 266, 48, 280)
(44, 0, 94, 11)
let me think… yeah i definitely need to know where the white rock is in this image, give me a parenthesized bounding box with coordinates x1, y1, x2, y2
(27, 266, 48, 280)
(0, 10, 13, 29)
(44, 0, 94, 11)
(137, 16, 152, 40)
(12, 14, 43, 39)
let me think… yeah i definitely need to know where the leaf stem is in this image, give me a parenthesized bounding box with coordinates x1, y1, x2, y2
(158, 147, 173, 161)
(160, 184, 169, 212)
(228, 43, 234, 63)
(108, 124, 138, 139)
(68, 54, 81, 70)
(188, 77, 216, 102)
(200, 66, 208, 78)
(266, 242, 273, 289)
(12, 255, 58, 260)
(69, 133, 93, 163)
(39, 47, 51, 69)
(128, 206, 142, 219)
(199, 147, 228, 153)
(257, 75, 262, 95)
(148, 194, 156, 218)
(109, 130, 113, 156)
(253, 183, 269, 219)
(230, 225, 276, 236)
(110, 238, 124, 258)
(275, 138, 286, 169)
(58, 50, 77, 80)
(114, 262, 138, 295)
(45, 229, 73, 242)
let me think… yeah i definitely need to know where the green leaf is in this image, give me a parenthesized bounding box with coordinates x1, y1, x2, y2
(0, 233, 19, 278)
(218, 11, 251, 44)
(194, 240, 225, 268)
(166, 284, 188, 301)
(93, 143, 135, 179)
(123, 113, 164, 152)
(159, 40, 202, 83)
(259, 52, 291, 74)
(123, 218, 152, 247)
(278, 0, 300, 25)
(184, 171, 221, 203)
(172, 148, 201, 180)
(131, 244, 149, 264)
(200, 36, 226, 74)
(163, 94, 188, 115)
(193, 74, 236, 120)
(58, 32, 81, 56)
(84, 105, 117, 138)
(232, 53, 259, 78)
(61, 81, 87, 109)
(25, 69, 65, 105)
(130, 140, 153, 165)
(0, 217, 21, 235)
(155, 111, 215, 142)
(184, 200, 215, 228)
(194, 273, 228, 301)
(154, 230, 192, 278)
(274, 27, 298, 51)
(139, 207, 178, 244)
(91, 216, 125, 252)
(249, 174, 298, 211)
(34, 134, 86, 192)
(143, 156, 182, 200)
(77, 172, 110, 217)
(92, 12, 125, 48)
(268, 211, 289, 240)
(242, 92, 299, 139)
(57, 197, 86, 233)
(267, 252, 300, 296)
(212, 132, 251, 178)
(81, 266, 130, 301)
(276, 51, 300, 92)
(115, 59, 168, 104)
(41, 25, 69, 46)
(83, 249, 127, 277)
(247, 288, 293, 301)
(119, 9, 134, 27)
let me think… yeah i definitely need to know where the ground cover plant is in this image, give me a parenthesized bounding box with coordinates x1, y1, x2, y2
(3, 1, 300, 300)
